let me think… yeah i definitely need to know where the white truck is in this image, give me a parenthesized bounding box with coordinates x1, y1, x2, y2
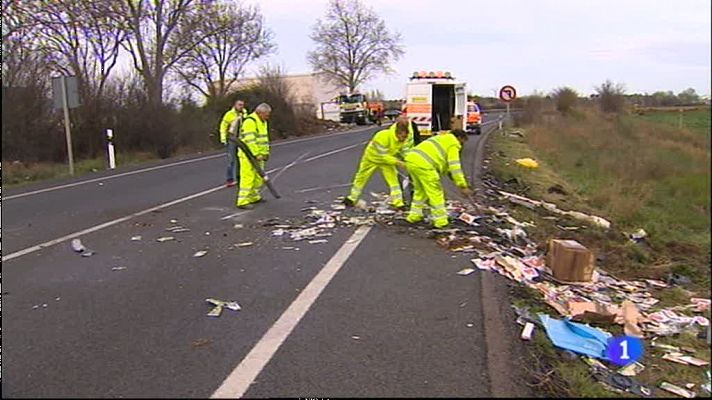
(404, 71, 467, 138)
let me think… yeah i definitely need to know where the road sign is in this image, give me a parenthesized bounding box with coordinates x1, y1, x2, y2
(499, 85, 517, 103)
(52, 75, 80, 109)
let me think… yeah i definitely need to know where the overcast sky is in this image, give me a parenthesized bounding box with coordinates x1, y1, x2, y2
(245, 0, 711, 99)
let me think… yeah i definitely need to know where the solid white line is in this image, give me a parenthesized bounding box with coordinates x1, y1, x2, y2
(4, 126, 374, 201)
(2, 140, 368, 263)
(210, 225, 372, 399)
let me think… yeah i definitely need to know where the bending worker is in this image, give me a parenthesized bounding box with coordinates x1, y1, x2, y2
(219, 99, 248, 187)
(236, 103, 272, 209)
(343, 119, 412, 209)
(405, 129, 473, 228)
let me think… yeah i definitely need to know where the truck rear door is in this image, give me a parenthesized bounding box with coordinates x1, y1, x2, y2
(406, 83, 432, 136)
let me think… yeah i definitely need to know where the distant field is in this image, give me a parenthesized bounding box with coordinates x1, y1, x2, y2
(639, 108, 711, 138)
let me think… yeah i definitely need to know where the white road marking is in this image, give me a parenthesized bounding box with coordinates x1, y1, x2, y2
(210, 225, 372, 399)
(4, 126, 373, 201)
(2, 140, 368, 262)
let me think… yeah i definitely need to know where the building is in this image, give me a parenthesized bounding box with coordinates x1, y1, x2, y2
(224, 72, 345, 120)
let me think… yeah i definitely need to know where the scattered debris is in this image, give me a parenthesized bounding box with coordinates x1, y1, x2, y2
(111, 266, 127, 271)
(234, 224, 244, 229)
(539, 314, 610, 360)
(236, 242, 254, 247)
(515, 158, 539, 169)
(618, 362, 645, 377)
(131, 235, 142, 241)
(156, 236, 175, 242)
(627, 228, 648, 243)
(205, 298, 241, 317)
(193, 250, 208, 258)
(659, 382, 696, 398)
(192, 338, 212, 348)
(170, 219, 178, 224)
(499, 191, 611, 229)
(70, 238, 95, 257)
(520, 322, 535, 340)
(547, 184, 568, 195)
(457, 268, 476, 276)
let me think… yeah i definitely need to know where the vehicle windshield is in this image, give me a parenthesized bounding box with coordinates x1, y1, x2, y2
(342, 94, 365, 103)
(467, 103, 481, 113)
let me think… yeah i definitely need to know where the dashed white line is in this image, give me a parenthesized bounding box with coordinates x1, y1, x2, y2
(210, 225, 372, 399)
(4, 126, 373, 201)
(2, 140, 368, 263)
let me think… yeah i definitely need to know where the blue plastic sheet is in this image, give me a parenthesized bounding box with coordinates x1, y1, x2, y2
(539, 314, 612, 360)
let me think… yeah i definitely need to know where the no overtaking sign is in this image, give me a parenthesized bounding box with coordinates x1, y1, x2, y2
(499, 85, 517, 103)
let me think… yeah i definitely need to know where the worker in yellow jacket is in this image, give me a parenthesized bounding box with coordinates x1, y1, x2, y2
(405, 129, 473, 228)
(219, 99, 248, 187)
(344, 119, 412, 209)
(236, 103, 271, 209)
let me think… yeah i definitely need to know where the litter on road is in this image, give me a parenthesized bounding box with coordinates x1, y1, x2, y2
(457, 268, 476, 276)
(236, 242, 254, 247)
(205, 298, 241, 317)
(193, 250, 208, 258)
(111, 266, 127, 271)
(156, 236, 175, 242)
(520, 322, 535, 340)
(131, 235, 142, 241)
(70, 238, 95, 256)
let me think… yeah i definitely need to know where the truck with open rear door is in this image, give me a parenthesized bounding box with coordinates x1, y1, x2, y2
(404, 71, 467, 138)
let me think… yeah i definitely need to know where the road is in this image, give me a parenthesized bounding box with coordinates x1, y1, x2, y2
(2, 115, 530, 398)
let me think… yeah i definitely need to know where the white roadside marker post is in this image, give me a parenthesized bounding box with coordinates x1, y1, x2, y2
(107, 129, 116, 169)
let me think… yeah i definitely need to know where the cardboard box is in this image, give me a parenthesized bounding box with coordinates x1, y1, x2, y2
(547, 239, 594, 283)
(450, 115, 464, 130)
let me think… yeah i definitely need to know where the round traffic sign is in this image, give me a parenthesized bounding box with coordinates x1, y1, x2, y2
(499, 85, 517, 102)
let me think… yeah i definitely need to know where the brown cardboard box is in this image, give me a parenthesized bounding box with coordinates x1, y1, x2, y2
(547, 239, 594, 283)
(450, 115, 464, 130)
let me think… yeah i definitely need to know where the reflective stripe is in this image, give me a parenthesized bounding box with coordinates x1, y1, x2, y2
(448, 160, 460, 166)
(411, 149, 438, 170)
(430, 139, 447, 160)
(450, 168, 463, 175)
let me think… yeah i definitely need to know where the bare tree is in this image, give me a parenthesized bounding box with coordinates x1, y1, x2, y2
(14, 0, 127, 102)
(308, 0, 404, 93)
(119, 0, 228, 107)
(174, 1, 275, 100)
(1, 0, 51, 87)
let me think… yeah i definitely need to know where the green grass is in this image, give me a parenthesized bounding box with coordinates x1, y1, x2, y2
(639, 109, 711, 138)
(2, 151, 158, 188)
(488, 108, 711, 397)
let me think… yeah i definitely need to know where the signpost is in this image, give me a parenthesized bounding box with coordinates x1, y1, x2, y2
(52, 76, 80, 175)
(499, 85, 517, 127)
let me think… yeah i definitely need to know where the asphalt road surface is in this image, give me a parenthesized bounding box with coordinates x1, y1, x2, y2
(2, 115, 530, 398)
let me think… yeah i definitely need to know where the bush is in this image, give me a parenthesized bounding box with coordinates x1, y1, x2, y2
(596, 80, 626, 113)
(552, 87, 578, 114)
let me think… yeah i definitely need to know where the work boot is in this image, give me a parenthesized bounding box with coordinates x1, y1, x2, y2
(236, 204, 254, 210)
(343, 197, 355, 207)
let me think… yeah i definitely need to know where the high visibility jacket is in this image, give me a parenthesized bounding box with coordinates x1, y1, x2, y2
(407, 132, 468, 189)
(240, 112, 270, 157)
(386, 121, 415, 157)
(219, 108, 248, 144)
(364, 128, 410, 166)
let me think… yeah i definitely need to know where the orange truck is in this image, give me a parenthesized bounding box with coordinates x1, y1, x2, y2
(337, 93, 383, 125)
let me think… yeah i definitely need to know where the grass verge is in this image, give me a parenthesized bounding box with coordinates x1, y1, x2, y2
(486, 107, 711, 397)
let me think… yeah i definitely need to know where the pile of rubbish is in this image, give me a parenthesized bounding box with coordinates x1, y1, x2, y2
(295, 187, 711, 397)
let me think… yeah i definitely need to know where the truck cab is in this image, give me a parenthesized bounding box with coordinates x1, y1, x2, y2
(466, 101, 482, 135)
(337, 93, 369, 125)
(404, 71, 467, 138)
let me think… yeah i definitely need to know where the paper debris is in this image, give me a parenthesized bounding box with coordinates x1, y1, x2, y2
(193, 250, 208, 258)
(131, 235, 142, 241)
(659, 382, 696, 398)
(157, 236, 175, 242)
(236, 242, 253, 247)
(111, 266, 127, 271)
(170, 219, 178, 224)
(618, 362, 645, 377)
(71, 238, 86, 253)
(234, 224, 244, 229)
(351, 335, 360, 340)
(457, 268, 476, 276)
(521, 322, 535, 340)
(309, 239, 328, 244)
(205, 298, 241, 317)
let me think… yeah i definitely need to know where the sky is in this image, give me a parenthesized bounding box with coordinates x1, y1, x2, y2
(244, 0, 711, 99)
